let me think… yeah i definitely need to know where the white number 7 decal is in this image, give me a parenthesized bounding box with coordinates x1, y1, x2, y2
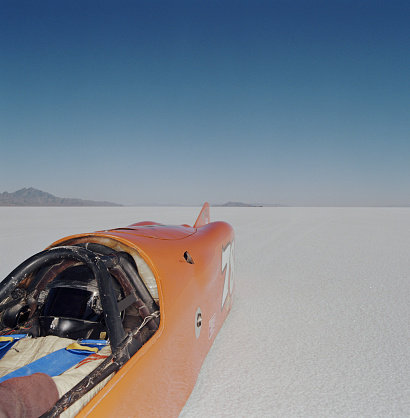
(221, 241, 235, 310)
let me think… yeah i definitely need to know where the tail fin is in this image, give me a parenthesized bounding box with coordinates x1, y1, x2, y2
(194, 202, 210, 228)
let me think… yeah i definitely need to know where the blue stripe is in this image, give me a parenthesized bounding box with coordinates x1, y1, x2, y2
(0, 339, 107, 383)
(0, 334, 28, 360)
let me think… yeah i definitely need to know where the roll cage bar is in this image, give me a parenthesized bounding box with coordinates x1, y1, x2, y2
(0, 243, 160, 416)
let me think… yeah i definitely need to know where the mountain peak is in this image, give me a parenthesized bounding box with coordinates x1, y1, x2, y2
(0, 188, 122, 207)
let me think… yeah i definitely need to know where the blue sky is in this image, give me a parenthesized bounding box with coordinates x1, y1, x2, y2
(1, 0, 409, 206)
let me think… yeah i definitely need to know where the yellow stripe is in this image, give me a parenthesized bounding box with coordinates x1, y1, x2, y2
(66, 343, 98, 353)
(0, 337, 14, 342)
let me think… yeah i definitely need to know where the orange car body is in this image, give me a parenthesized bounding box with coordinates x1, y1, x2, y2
(40, 203, 235, 416)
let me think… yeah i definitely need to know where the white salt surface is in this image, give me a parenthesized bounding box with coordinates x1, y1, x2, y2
(1, 207, 409, 417)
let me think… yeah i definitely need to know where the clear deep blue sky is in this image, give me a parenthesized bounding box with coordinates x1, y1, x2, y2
(1, 0, 409, 206)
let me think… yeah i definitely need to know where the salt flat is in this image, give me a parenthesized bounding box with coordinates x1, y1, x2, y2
(1, 207, 409, 417)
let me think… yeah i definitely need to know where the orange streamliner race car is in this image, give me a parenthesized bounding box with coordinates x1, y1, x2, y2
(0, 203, 235, 417)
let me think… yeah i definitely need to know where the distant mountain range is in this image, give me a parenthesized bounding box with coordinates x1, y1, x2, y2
(0, 188, 287, 208)
(214, 202, 287, 207)
(0, 188, 122, 207)
(214, 202, 262, 207)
